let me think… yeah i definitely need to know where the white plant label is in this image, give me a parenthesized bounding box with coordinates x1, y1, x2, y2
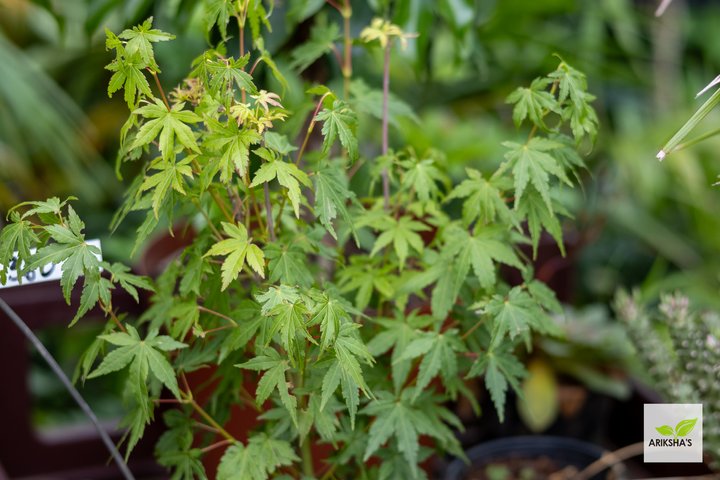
(0, 239, 102, 290)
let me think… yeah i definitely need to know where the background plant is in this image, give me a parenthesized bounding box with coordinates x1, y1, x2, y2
(615, 291, 720, 469)
(2, 1, 600, 478)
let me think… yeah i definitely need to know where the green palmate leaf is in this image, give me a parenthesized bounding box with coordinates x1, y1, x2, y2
(105, 31, 154, 108)
(25, 207, 101, 302)
(236, 349, 298, 426)
(71, 271, 114, 326)
(363, 388, 461, 476)
(316, 99, 359, 160)
(484, 286, 559, 345)
(206, 54, 257, 95)
(337, 256, 395, 311)
(321, 323, 374, 428)
(367, 313, 433, 392)
(264, 242, 314, 288)
(130, 99, 201, 160)
(446, 169, 516, 228)
(205, 120, 262, 183)
(118, 17, 175, 70)
(140, 156, 194, 216)
(204, 0, 235, 38)
(309, 291, 353, 351)
(501, 137, 571, 213)
(217, 434, 299, 480)
(264, 299, 315, 361)
(0, 215, 38, 284)
(548, 59, 598, 141)
(467, 344, 526, 422)
(104, 262, 154, 302)
(290, 14, 340, 71)
(314, 163, 359, 241)
(89, 325, 187, 398)
(13, 196, 75, 220)
(516, 187, 566, 257)
(250, 157, 312, 217)
(401, 156, 448, 202)
(427, 225, 522, 319)
(396, 330, 463, 399)
(156, 411, 207, 480)
(368, 215, 429, 269)
(506, 77, 560, 128)
(204, 222, 265, 290)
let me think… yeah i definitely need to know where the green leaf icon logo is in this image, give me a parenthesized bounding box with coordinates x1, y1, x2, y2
(656, 425, 674, 436)
(675, 418, 698, 437)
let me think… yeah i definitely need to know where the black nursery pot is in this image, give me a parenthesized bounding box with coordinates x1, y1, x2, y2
(444, 436, 626, 480)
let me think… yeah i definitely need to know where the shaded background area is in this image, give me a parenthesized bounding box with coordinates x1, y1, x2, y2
(2, 0, 720, 477)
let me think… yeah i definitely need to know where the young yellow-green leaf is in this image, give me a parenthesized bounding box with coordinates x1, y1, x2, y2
(131, 100, 201, 160)
(204, 222, 265, 290)
(515, 188, 566, 257)
(204, 0, 235, 38)
(206, 54, 257, 95)
(140, 156, 195, 216)
(118, 17, 175, 70)
(501, 137, 571, 213)
(205, 120, 262, 182)
(315, 100, 359, 160)
(368, 215, 429, 269)
(105, 34, 155, 108)
(249, 158, 312, 218)
(485, 286, 560, 346)
(103, 262, 154, 303)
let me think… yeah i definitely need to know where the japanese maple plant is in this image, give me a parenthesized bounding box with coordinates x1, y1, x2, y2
(0, 2, 598, 479)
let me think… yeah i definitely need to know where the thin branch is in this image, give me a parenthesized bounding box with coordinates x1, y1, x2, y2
(201, 438, 234, 454)
(573, 442, 644, 480)
(381, 42, 391, 210)
(264, 183, 276, 241)
(0, 298, 135, 480)
(150, 70, 171, 110)
(198, 305, 237, 325)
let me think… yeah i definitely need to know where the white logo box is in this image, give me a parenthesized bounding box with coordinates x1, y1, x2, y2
(644, 403, 703, 463)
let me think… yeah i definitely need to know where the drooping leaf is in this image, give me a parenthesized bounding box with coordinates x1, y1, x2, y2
(506, 77, 559, 128)
(467, 344, 526, 422)
(236, 349, 298, 426)
(205, 120, 262, 183)
(367, 215, 429, 269)
(313, 163, 359, 241)
(264, 242, 314, 288)
(140, 156, 194, 216)
(250, 157, 312, 218)
(204, 222, 265, 290)
(501, 137, 571, 213)
(316, 99, 359, 160)
(89, 326, 187, 398)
